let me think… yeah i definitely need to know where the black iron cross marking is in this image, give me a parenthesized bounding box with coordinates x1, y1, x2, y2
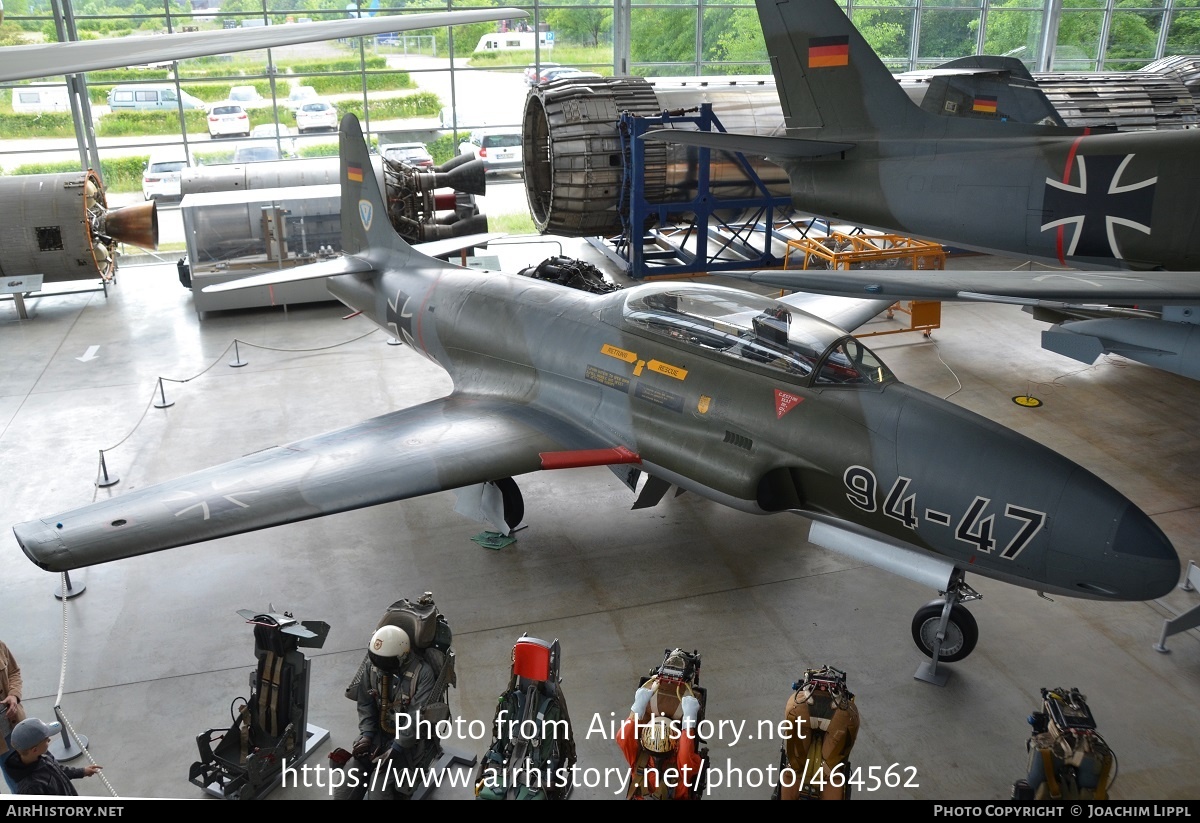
(386, 288, 416, 347)
(1041, 154, 1156, 260)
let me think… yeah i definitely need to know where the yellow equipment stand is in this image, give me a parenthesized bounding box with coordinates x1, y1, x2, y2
(783, 231, 945, 339)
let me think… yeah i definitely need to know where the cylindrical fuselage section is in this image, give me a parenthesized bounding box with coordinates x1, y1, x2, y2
(523, 76, 792, 236)
(181, 156, 381, 196)
(0, 170, 107, 281)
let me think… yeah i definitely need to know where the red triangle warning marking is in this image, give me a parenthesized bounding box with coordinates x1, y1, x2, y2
(775, 389, 804, 419)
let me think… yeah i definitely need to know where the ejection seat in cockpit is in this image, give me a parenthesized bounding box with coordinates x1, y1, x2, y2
(188, 609, 330, 800)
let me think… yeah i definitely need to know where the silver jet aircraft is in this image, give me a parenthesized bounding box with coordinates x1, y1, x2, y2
(641, 0, 1200, 382)
(12, 116, 1180, 665)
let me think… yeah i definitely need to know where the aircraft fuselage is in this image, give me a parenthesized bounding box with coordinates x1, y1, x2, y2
(785, 125, 1200, 272)
(329, 264, 1179, 603)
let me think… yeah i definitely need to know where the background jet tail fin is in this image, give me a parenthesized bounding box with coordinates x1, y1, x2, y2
(757, 0, 924, 136)
(339, 114, 412, 261)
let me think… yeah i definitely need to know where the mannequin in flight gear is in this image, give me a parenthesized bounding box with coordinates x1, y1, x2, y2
(351, 625, 436, 799)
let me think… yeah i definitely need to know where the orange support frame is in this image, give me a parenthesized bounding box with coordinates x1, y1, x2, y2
(782, 231, 944, 339)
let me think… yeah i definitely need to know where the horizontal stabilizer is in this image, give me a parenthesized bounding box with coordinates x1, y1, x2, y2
(201, 256, 376, 293)
(641, 129, 854, 160)
(415, 232, 506, 260)
(0, 8, 526, 83)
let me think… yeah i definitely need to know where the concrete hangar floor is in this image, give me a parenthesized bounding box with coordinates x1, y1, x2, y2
(3, 240, 1200, 802)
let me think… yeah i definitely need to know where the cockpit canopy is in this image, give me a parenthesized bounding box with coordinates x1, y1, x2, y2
(622, 285, 895, 387)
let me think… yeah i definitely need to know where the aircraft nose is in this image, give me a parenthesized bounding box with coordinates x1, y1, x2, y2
(1048, 469, 1180, 601)
(886, 385, 1179, 602)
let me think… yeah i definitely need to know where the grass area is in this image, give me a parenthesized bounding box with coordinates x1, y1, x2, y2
(469, 45, 612, 73)
(487, 211, 535, 234)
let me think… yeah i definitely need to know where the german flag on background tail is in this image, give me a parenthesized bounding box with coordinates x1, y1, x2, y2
(809, 35, 850, 68)
(972, 95, 998, 114)
(347, 163, 364, 183)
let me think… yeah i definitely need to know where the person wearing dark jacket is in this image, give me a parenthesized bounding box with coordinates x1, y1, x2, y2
(3, 718, 101, 796)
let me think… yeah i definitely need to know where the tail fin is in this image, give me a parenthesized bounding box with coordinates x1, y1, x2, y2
(339, 114, 412, 260)
(756, 0, 923, 136)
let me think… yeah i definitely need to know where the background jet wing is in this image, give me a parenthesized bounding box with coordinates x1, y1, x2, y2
(725, 268, 1200, 305)
(641, 129, 854, 159)
(772, 292, 896, 333)
(14, 395, 605, 572)
(0, 8, 526, 83)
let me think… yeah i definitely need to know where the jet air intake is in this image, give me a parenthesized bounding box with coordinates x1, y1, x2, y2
(522, 75, 791, 236)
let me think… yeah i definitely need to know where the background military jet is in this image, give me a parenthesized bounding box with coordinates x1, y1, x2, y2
(13, 115, 1181, 669)
(642, 0, 1200, 383)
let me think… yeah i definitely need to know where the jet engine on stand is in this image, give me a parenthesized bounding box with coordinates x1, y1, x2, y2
(522, 75, 791, 239)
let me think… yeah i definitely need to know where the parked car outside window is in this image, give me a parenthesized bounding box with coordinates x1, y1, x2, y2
(459, 128, 523, 176)
(142, 148, 190, 201)
(382, 142, 433, 169)
(295, 100, 337, 133)
(208, 103, 250, 138)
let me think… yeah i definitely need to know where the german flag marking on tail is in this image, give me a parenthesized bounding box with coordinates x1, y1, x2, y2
(973, 95, 998, 114)
(347, 164, 364, 182)
(808, 35, 849, 68)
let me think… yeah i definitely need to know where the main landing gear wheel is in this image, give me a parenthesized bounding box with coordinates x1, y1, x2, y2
(494, 477, 524, 530)
(911, 599, 979, 663)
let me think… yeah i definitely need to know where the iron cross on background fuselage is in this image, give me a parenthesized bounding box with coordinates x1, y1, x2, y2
(1041, 152, 1157, 262)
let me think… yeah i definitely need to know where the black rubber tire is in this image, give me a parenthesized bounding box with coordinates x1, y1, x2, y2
(911, 600, 979, 663)
(495, 477, 524, 529)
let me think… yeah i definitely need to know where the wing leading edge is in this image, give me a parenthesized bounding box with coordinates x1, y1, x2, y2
(14, 395, 608, 572)
(723, 269, 1200, 305)
(0, 8, 526, 83)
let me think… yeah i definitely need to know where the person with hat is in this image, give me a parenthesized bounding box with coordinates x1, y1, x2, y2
(3, 718, 101, 796)
(0, 640, 24, 738)
(0, 639, 25, 792)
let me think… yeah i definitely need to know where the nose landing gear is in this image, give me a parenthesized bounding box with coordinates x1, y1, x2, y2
(912, 571, 981, 685)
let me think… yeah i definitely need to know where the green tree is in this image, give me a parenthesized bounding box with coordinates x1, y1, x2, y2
(710, 7, 767, 64)
(631, 7, 695, 66)
(1167, 9, 1200, 55)
(546, 7, 611, 48)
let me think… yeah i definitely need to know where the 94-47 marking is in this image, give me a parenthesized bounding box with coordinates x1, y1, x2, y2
(843, 466, 1047, 560)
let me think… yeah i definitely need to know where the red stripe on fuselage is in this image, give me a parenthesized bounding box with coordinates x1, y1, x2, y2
(415, 272, 445, 353)
(1055, 129, 1091, 265)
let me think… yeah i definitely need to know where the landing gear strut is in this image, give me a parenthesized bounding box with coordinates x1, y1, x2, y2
(912, 570, 980, 686)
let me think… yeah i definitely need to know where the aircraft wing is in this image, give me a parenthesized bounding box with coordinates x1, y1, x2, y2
(772, 293, 896, 333)
(722, 269, 1200, 306)
(0, 8, 526, 83)
(13, 394, 609, 572)
(641, 129, 854, 159)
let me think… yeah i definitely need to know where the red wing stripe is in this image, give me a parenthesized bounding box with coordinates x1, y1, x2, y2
(540, 447, 641, 470)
